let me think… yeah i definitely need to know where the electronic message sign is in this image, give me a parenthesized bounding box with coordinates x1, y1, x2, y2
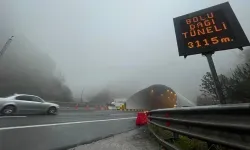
(173, 2, 250, 57)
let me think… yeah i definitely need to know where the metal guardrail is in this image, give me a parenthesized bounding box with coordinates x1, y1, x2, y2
(148, 103, 250, 150)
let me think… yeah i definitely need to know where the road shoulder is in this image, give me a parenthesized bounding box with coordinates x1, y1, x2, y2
(70, 126, 160, 150)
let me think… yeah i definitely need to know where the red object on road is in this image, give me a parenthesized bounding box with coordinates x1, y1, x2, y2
(136, 112, 148, 126)
(75, 104, 79, 110)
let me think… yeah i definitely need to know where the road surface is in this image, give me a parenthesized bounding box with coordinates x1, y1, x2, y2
(0, 109, 137, 150)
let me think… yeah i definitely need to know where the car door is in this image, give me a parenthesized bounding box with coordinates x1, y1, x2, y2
(31, 96, 48, 112)
(15, 96, 44, 114)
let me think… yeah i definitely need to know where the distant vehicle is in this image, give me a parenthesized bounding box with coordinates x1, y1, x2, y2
(0, 94, 59, 115)
(111, 98, 127, 109)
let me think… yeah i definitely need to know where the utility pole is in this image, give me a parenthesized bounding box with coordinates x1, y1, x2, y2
(0, 36, 14, 58)
(81, 88, 84, 103)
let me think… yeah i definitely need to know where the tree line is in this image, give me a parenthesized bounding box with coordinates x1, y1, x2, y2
(200, 50, 250, 104)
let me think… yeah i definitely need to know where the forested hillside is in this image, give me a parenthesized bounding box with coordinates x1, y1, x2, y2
(0, 36, 73, 101)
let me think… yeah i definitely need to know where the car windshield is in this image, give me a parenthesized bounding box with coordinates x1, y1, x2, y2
(0, 1, 249, 150)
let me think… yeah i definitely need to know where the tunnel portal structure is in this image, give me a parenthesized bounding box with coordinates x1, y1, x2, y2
(126, 84, 195, 110)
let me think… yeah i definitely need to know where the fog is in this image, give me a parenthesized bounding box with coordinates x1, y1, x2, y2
(1, 0, 250, 101)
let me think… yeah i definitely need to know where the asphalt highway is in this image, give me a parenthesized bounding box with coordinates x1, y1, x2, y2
(0, 109, 137, 150)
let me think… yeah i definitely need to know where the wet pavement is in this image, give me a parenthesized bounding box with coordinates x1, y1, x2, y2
(71, 126, 160, 150)
(0, 110, 136, 150)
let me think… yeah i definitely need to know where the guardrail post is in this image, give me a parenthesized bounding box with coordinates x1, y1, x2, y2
(207, 142, 217, 150)
(173, 132, 179, 141)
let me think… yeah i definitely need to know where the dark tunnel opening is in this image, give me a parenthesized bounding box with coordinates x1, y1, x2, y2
(126, 84, 177, 110)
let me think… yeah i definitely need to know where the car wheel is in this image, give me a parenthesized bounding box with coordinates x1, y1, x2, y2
(1, 105, 16, 116)
(47, 107, 57, 115)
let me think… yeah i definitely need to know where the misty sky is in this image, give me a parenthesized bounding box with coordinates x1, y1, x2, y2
(1, 0, 250, 100)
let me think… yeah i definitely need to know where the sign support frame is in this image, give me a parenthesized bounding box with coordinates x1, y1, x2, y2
(203, 52, 226, 104)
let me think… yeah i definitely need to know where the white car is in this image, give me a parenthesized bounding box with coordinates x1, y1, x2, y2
(0, 94, 60, 115)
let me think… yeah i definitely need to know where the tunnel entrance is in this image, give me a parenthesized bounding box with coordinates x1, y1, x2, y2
(126, 84, 177, 110)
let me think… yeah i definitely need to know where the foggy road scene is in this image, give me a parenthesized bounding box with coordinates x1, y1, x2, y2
(0, 0, 250, 150)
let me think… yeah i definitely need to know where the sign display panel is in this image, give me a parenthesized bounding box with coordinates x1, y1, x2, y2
(173, 2, 249, 57)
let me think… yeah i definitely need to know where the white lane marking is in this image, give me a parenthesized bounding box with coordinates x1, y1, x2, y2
(0, 116, 27, 119)
(0, 117, 136, 131)
(110, 113, 135, 116)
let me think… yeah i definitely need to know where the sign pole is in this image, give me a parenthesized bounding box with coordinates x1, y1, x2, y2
(81, 88, 84, 103)
(204, 52, 226, 104)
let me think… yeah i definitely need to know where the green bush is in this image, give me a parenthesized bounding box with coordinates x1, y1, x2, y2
(174, 136, 207, 150)
(148, 124, 227, 150)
